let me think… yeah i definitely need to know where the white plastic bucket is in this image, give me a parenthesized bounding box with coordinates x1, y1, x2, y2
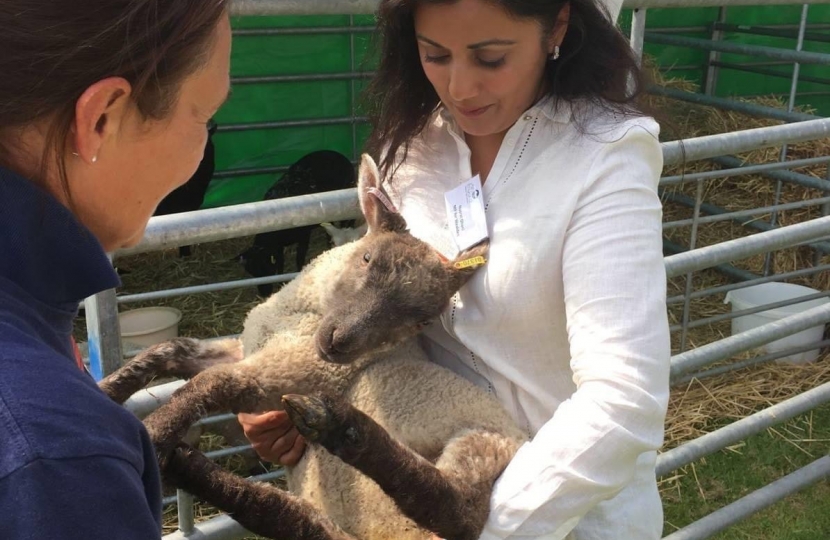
(724, 282, 829, 364)
(119, 307, 183, 349)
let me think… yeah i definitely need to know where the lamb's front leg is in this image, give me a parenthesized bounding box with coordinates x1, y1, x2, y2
(143, 363, 267, 467)
(283, 394, 519, 540)
(165, 443, 356, 540)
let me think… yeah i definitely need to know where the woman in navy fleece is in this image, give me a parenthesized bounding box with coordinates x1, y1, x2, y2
(0, 1, 231, 537)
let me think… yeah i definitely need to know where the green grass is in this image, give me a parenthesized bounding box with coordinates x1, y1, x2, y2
(661, 403, 830, 539)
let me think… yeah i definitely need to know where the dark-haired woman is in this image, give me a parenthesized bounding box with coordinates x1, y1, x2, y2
(367, 1, 670, 538)
(0, 1, 231, 537)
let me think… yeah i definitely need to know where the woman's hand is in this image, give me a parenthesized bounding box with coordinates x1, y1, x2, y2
(238, 410, 306, 466)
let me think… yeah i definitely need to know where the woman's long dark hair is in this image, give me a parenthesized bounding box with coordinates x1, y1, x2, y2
(363, 0, 650, 179)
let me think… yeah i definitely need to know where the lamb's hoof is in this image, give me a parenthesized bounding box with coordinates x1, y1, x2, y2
(282, 394, 361, 451)
(282, 394, 334, 443)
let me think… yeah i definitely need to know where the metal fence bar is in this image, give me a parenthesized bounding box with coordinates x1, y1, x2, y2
(205, 444, 255, 460)
(669, 290, 830, 332)
(649, 86, 818, 122)
(85, 287, 123, 381)
(124, 380, 186, 419)
(704, 7, 727, 95)
(349, 14, 359, 162)
(659, 155, 830, 187)
(117, 272, 300, 304)
(711, 155, 830, 192)
(661, 455, 830, 540)
(193, 412, 237, 428)
(115, 189, 362, 258)
(712, 22, 830, 44)
(643, 31, 830, 65)
(822, 165, 830, 265)
(176, 490, 195, 535)
(669, 302, 830, 378)
(630, 8, 648, 63)
(662, 118, 830, 167)
(663, 240, 759, 282)
(673, 339, 830, 385)
(765, 4, 810, 276)
(232, 72, 374, 84)
(710, 60, 830, 86)
(664, 216, 830, 278)
(678, 178, 705, 352)
(662, 195, 830, 230)
(657, 382, 830, 476)
(217, 116, 368, 133)
(666, 263, 830, 304)
(664, 193, 830, 253)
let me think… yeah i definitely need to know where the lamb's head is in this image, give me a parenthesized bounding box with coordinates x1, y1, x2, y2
(315, 154, 487, 365)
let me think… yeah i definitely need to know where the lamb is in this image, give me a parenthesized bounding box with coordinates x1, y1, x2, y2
(100, 154, 527, 540)
(236, 149, 357, 297)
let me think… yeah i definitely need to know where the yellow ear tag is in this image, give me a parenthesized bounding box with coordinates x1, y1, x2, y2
(453, 255, 487, 269)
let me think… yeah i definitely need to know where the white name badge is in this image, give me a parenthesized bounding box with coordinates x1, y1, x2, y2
(444, 175, 489, 252)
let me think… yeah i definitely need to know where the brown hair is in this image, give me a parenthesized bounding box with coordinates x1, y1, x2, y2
(363, 0, 651, 179)
(0, 0, 228, 189)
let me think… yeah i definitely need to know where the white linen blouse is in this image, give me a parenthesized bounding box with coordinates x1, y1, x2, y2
(381, 97, 671, 540)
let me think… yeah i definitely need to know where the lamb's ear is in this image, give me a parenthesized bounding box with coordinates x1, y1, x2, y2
(358, 154, 407, 234)
(446, 239, 490, 291)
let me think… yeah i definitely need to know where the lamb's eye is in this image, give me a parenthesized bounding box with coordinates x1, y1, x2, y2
(362, 252, 371, 263)
(418, 320, 432, 328)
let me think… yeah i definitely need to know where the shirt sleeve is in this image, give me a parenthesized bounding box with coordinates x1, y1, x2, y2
(0, 456, 162, 539)
(478, 120, 671, 539)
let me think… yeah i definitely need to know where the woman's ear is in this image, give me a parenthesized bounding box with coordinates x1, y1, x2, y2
(72, 77, 132, 164)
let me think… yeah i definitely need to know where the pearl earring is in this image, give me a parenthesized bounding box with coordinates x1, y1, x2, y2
(92, 156, 98, 163)
(550, 45, 560, 61)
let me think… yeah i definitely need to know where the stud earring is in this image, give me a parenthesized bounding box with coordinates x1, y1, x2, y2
(549, 45, 560, 61)
(91, 156, 98, 163)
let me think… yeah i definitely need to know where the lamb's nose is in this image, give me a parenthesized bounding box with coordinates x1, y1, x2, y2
(329, 328, 350, 353)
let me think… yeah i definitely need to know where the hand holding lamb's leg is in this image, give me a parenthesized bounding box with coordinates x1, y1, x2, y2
(98, 337, 243, 405)
(283, 393, 518, 540)
(144, 365, 267, 468)
(165, 442, 356, 540)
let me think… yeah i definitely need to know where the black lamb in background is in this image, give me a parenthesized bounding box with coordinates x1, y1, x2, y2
(235, 149, 356, 297)
(154, 119, 218, 257)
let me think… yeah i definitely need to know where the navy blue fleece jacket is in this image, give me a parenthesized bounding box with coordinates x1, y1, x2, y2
(0, 166, 162, 538)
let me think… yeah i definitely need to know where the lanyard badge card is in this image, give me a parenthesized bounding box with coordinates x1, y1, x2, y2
(444, 174, 489, 268)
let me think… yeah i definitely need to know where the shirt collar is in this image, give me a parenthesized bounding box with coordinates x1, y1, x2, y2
(0, 166, 120, 308)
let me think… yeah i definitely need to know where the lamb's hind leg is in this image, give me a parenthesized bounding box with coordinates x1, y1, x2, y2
(166, 443, 356, 540)
(283, 394, 520, 540)
(98, 337, 243, 405)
